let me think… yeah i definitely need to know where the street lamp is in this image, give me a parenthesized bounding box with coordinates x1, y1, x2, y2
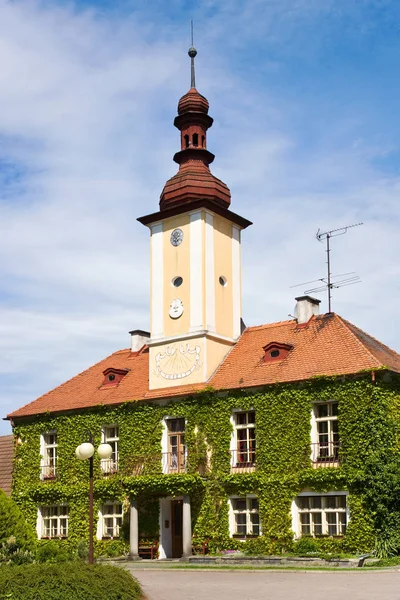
(75, 433, 113, 564)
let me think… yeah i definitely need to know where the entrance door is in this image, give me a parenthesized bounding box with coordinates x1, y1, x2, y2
(171, 499, 183, 558)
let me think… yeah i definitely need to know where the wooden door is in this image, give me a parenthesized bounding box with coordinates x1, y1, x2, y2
(171, 499, 183, 558)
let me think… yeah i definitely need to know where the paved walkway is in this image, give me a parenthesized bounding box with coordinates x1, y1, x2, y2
(128, 568, 400, 600)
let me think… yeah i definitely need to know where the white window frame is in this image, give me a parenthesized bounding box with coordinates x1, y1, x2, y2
(101, 425, 119, 474)
(161, 416, 187, 474)
(292, 491, 349, 539)
(230, 409, 256, 467)
(97, 502, 123, 540)
(37, 505, 69, 539)
(310, 401, 339, 462)
(229, 495, 261, 538)
(40, 431, 58, 479)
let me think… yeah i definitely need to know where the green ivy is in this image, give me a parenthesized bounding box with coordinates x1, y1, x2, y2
(11, 372, 400, 556)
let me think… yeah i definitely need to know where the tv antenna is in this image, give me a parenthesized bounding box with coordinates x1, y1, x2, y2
(291, 222, 363, 313)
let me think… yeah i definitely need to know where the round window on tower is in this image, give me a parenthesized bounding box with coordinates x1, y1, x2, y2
(172, 276, 183, 288)
(270, 350, 280, 358)
(108, 374, 116, 382)
(219, 276, 227, 287)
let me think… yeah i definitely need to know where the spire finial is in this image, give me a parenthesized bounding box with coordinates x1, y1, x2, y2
(188, 19, 197, 88)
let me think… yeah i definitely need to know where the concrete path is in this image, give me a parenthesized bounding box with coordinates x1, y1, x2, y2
(128, 568, 400, 600)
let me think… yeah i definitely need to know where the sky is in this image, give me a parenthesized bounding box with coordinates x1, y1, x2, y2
(1, 0, 400, 434)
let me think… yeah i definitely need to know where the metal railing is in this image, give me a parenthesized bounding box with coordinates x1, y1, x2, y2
(41, 464, 57, 479)
(230, 449, 256, 473)
(122, 451, 188, 476)
(311, 442, 340, 467)
(100, 459, 119, 476)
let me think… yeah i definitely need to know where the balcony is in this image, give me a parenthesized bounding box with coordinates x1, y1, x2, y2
(100, 459, 119, 476)
(311, 442, 340, 468)
(230, 449, 256, 473)
(122, 451, 204, 476)
(41, 464, 57, 480)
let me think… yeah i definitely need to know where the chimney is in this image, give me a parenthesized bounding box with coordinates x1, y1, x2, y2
(295, 296, 320, 325)
(129, 329, 150, 352)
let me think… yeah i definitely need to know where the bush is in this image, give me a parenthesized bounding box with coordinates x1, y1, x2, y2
(0, 563, 143, 600)
(0, 490, 35, 549)
(292, 536, 319, 556)
(36, 540, 72, 563)
(0, 537, 34, 565)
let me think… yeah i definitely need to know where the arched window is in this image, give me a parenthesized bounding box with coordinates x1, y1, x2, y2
(192, 133, 198, 147)
(202, 135, 205, 148)
(184, 134, 189, 149)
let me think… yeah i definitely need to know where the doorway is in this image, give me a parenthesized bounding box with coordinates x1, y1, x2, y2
(171, 499, 183, 558)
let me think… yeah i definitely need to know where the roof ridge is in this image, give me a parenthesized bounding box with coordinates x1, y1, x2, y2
(334, 314, 382, 367)
(245, 319, 296, 332)
(339, 316, 400, 363)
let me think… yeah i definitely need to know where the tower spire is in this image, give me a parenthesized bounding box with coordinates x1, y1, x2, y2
(188, 20, 197, 89)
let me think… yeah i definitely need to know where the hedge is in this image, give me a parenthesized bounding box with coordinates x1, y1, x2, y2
(0, 563, 143, 600)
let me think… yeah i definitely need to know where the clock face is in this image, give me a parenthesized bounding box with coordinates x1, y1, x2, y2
(169, 298, 184, 319)
(170, 228, 183, 247)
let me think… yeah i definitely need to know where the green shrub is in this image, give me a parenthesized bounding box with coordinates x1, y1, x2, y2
(0, 490, 35, 549)
(36, 539, 72, 563)
(0, 562, 143, 600)
(0, 537, 34, 565)
(292, 536, 319, 556)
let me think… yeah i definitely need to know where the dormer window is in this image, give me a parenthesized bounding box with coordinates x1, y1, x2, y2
(102, 368, 129, 386)
(263, 342, 293, 363)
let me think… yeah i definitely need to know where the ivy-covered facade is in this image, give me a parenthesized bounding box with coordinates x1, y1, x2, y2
(9, 369, 400, 557)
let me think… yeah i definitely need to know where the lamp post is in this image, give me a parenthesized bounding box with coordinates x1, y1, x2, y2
(75, 433, 113, 565)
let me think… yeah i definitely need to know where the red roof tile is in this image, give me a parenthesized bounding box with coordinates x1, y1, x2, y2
(0, 435, 14, 495)
(7, 313, 400, 420)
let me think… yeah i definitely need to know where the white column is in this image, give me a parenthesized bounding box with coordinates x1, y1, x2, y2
(205, 212, 215, 332)
(151, 223, 164, 339)
(232, 225, 241, 339)
(129, 499, 140, 559)
(182, 495, 192, 558)
(190, 211, 203, 331)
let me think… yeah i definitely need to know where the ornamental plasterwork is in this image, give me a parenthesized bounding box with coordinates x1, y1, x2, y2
(154, 344, 202, 380)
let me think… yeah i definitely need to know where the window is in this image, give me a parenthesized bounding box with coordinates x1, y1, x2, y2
(233, 411, 255, 466)
(167, 418, 186, 473)
(312, 402, 339, 463)
(192, 133, 198, 146)
(41, 431, 57, 479)
(296, 494, 347, 537)
(99, 503, 123, 539)
(184, 134, 189, 148)
(40, 505, 68, 538)
(101, 426, 119, 474)
(231, 496, 260, 537)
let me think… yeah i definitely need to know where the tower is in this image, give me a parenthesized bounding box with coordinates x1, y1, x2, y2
(138, 45, 252, 390)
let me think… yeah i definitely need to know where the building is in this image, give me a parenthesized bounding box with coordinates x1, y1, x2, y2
(6, 47, 400, 559)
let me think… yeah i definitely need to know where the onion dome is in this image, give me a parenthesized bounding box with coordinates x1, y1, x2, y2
(178, 88, 209, 115)
(159, 45, 231, 211)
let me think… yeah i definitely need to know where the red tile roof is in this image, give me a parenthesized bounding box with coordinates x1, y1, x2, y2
(7, 313, 400, 420)
(0, 435, 14, 495)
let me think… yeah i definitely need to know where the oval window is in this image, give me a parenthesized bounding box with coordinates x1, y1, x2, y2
(108, 374, 116, 382)
(172, 276, 183, 287)
(270, 350, 280, 358)
(219, 276, 227, 287)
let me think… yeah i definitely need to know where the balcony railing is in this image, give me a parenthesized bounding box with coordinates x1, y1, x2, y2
(100, 459, 119, 476)
(122, 451, 188, 476)
(230, 449, 256, 473)
(311, 442, 340, 467)
(41, 464, 57, 480)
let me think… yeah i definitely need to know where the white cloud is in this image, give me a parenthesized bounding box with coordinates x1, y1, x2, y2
(1, 0, 399, 434)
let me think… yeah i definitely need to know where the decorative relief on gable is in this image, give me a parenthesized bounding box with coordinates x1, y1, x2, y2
(154, 344, 202, 380)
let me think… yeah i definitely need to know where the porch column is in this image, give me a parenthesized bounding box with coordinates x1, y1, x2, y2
(129, 498, 140, 559)
(182, 495, 192, 558)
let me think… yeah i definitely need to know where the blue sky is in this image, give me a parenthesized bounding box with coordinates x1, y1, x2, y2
(1, 0, 400, 434)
